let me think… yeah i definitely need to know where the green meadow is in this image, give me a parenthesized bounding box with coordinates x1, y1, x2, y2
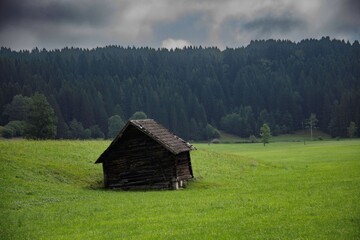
(0, 140, 359, 239)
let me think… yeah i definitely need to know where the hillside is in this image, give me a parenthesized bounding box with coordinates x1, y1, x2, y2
(1, 37, 359, 139)
(1, 140, 359, 239)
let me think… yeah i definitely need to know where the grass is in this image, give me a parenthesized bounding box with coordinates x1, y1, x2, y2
(218, 129, 331, 143)
(0, 139, 359, 239)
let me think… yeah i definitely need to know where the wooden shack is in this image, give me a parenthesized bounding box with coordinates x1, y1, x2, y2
(95, 119, 194, 190)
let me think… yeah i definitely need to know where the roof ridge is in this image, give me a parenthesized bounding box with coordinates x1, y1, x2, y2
(95, 119, 193, 164)
(129, 119, 193, 154)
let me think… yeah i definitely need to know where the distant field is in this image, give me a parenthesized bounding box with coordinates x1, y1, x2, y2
(0, 140, 359, 239)
(218, 129, 331, 143)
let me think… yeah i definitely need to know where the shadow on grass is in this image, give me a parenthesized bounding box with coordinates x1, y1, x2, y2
(86, 177, 212, 192)
(87, 179, 105, 191)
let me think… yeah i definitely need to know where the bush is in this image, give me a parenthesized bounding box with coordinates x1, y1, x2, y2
(205, 124, 220, 139)
(82, 129, 92, 139)
(6, 120, 26, 137)
(249, 135, 258, 143)
(130, 111, 147, 120)
(90, 125, 105, 139)
(1, 126, 14, 138)
(0, 121, 26, 138)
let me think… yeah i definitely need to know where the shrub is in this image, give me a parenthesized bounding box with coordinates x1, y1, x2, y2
(90, 125, 105, 139)
(0, 121, 27, 138)
(82, 129, 92, 139)
(249, 135, 258, 143)
(1, 126, 14, 138)
(6, 120, 26, 137)
(130, 111, 147, 120)
(205, 124, 220, 139)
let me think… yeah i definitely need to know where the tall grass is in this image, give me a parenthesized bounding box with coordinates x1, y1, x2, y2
(0, 140, 359, 239)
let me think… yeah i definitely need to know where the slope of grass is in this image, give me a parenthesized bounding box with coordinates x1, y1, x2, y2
(0, 140, 359, 239)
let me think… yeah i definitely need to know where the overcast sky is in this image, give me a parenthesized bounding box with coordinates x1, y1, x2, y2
(0, 0, 359, 50)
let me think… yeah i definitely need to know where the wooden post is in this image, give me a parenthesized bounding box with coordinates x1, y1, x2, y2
(172, 177, 178, 190)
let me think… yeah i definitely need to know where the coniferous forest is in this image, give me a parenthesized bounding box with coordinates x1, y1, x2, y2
(0, 37, 359, 140)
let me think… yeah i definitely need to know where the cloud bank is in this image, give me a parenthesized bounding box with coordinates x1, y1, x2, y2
(0, 0, 359, 50)
(161, 38, 192, 49)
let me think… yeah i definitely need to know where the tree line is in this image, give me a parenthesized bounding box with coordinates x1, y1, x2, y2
(0, 37, 359, 139)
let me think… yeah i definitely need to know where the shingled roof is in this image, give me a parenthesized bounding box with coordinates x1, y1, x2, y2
(95, 119, 193, 163)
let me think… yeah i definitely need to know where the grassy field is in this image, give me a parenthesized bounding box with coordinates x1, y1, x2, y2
(217, 129, 331, 143)
(0, 139, 359, 239)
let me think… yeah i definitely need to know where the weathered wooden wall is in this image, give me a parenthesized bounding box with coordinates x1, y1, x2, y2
(176, 152, 193, 181)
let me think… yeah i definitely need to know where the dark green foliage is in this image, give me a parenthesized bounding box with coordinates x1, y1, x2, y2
(306, 113, 318, 140)
(1, 126, 14, 138)
(328, 91, 360, 137)
(83, 129, 92, 139)
(221, 113, 244, 136)
(0, 38, 359, 139)
(130, 111, 148, 120)
(249, 135, 258, 143)
(108, 115, 125, 139)
(205, 124, 220, 140)
(3, 95, 32, 121)
(25, 93, 57, 139)
(260, 123, 271, 146)
(347, 122, 358, 138)
(90, 125, 104, 139)
(68, 119, 84, 139)
(4, 120, 26, 137)
(220, 106, 255, 137)
(68, 119, 92, 139)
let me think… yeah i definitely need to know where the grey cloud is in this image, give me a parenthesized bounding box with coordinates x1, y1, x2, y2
(243, 16, 306, 34)
(0, 0, 124, 49)
(333, 0, 360, 33)
(341, 0, 360, 18)
(0, 0, 113, 29)
(0, 0, 359, 50)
